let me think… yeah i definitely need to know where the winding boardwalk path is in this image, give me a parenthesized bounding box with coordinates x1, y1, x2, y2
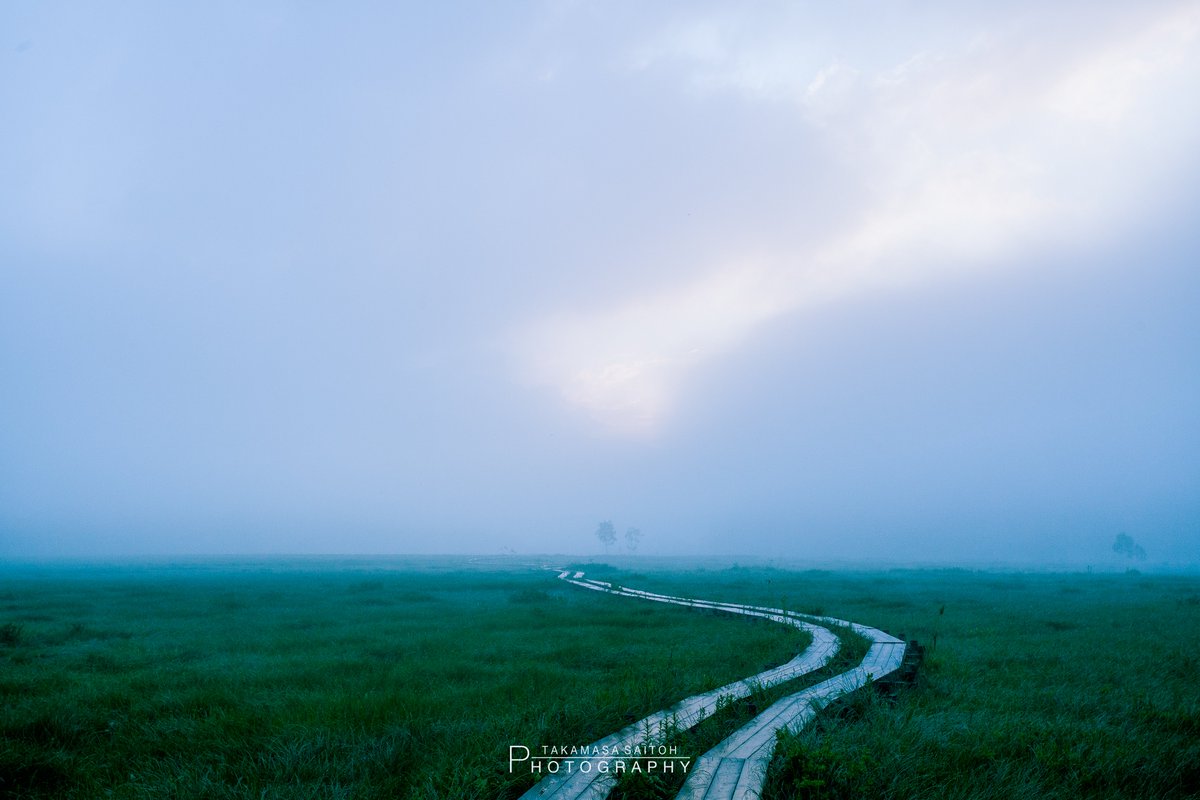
(520, 569, 905, 800)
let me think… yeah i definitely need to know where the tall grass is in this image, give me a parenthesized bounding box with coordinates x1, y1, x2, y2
(4, 561, 1194, 799)
(622, 566, 1200, 800)
(0, 560, 805, 799)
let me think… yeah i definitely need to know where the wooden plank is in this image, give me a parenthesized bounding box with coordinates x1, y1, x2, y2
(518, 572, 841, 800)
(679, 623, 907, 800)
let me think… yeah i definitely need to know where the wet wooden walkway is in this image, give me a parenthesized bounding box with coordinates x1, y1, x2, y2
(519, 570, 905, 800)
(677, 627, 904, 799)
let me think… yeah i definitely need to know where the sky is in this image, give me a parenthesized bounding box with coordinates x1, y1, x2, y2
(2, 1, 1198, 565)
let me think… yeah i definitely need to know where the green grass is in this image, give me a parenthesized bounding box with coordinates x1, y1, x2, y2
(3, 559, 1196, 799)
(0, 559, 806, 799)
(617, 565, 1200, 800)
(609, 621, 871, 800)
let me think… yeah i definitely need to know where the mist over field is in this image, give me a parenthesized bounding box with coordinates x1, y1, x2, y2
(2, 1, 1198, 566)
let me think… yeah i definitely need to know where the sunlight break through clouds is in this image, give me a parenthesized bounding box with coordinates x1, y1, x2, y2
(516, 3, 1200, 436)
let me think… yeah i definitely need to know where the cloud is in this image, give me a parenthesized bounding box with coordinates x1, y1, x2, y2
(515, 260, 788, 435)
(1046, 2, 1200, 125)
(514, 2, 1200, 436)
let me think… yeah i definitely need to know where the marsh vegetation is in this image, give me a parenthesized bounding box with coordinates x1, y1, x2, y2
(0, 559, 802, 799)
(2, 558, 1196, 798)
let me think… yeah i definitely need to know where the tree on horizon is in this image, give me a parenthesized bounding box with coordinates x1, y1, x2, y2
(625, 526, 642, 553)
(595, 520, 616, 554)
(1112, 532, 1146, 561)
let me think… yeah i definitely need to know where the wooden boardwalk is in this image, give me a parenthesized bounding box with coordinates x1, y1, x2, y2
(520, 570, 905, 800)
(677, 631, 904, 799)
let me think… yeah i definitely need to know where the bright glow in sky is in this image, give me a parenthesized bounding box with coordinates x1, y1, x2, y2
(2, 1, 1198, 563)
(517, 1, 1200, 435)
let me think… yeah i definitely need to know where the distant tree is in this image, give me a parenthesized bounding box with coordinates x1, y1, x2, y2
(625, 526, 642, 553)
(595, 521, 617, 554)
(1112, 532, 1146, 561)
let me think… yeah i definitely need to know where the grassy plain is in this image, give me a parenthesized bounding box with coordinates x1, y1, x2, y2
(2, 558, 1197, 799)
(0, 558, 805, 799)
(625, 565, 1200, 799)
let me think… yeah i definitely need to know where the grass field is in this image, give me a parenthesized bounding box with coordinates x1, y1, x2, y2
(624, 566, 1200, 800)
(0, 558, 806, 799)
(2, 558, 1197, 799)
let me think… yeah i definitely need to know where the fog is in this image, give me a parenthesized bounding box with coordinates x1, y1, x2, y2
(2, 1, 1198, 566)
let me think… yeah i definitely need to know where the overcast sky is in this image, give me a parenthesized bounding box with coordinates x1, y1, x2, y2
(2, 1, 1198, 565)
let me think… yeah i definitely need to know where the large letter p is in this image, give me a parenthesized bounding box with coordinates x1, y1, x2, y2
(509, 745, 530, 773)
